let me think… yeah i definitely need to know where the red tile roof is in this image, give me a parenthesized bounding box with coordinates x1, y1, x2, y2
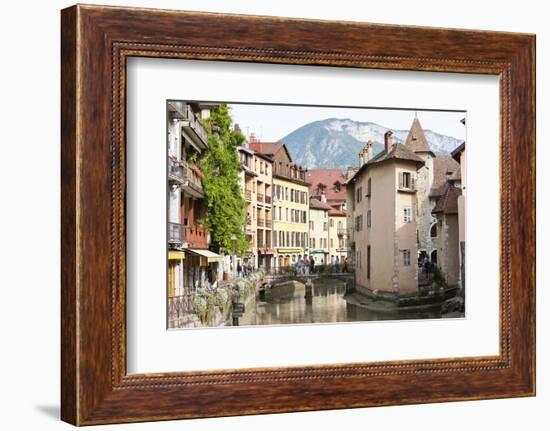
(329, 207, 347, 217)
(432, 183, 461, 215)
(309, 198, 333, 211)
(306, 168, 347, 202)
(430, 156, 460, 197)
(249, 141, 284, 156)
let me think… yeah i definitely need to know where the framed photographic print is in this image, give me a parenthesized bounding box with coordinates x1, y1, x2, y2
(61, 4, 536, 425)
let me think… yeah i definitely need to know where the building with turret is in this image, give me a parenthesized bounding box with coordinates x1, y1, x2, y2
(347, 131, 424, 296)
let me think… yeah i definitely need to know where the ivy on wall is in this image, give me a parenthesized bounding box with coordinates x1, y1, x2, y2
(199, 104, 248, 255)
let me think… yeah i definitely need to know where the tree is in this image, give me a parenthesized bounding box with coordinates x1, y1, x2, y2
(199, 104, 248, 254)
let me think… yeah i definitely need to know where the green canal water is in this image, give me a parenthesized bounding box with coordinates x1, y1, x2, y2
(237, 278, 445, 327)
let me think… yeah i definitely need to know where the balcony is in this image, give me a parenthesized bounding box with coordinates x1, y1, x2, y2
(185, 225, 208, 249)
(265, 219, 272, 229)
(168, 222, 185, 244)
(257, 193, 264, 203)
(181, 104, 208, 149)
(257, 218, 265, 227)
(265, 195, 272, 204)
(182, 160, 204, 199)
(244, 189, 252, 201)
(337, 227, 347, 237)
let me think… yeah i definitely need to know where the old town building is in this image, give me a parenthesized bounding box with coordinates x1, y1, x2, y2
(167, 101, 223, 327)
(250, 141, 310, 268)
(307, 168, 348, 264)
(451, 142, 466, 291)
(308, 198, 331, 265)
(347, 131, 424, 297)
(237, 142, 274, 269)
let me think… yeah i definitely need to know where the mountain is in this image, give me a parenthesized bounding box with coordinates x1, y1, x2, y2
(281, 118, 463, 169)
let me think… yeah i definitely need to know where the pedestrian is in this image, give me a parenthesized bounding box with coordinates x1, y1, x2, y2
(304, 257, 310, 275)
(334, 256, 340, 273)
(342, 257, 348, 273)
(237, 261, 242, 278)
(310, 256, 315, 274)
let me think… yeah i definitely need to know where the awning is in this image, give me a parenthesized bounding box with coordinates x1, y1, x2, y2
(168, 251, 186, 260)
(187, 249, 224, 263)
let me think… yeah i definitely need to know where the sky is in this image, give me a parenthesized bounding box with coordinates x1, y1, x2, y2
(228, 103, 466, 142)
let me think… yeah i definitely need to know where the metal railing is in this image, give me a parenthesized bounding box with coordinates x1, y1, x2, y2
(168, 293, 194, 327)
(168, 157, 184, 183)
(168, 222, 185, 243)
(184, 104, 208, 144)
(181, 160, 203, 194)
(337, 227, 347, 236)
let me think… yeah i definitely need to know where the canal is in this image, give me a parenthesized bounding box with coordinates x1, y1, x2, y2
(237, 278, 444, 327)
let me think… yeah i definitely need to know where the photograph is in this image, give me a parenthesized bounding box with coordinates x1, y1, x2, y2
(166, 101, 467, 329)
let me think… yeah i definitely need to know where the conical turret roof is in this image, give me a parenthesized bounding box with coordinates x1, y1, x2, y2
(404, 117, 431, 153)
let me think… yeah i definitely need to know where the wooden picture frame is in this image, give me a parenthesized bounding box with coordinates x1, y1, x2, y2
(61, 4, 536, 425)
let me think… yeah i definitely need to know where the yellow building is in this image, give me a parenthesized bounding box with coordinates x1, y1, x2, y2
(250, 141, 310, 268)
(238, 144, 274, 269)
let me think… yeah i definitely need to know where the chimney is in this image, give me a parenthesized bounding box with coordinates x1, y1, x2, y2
(358, 148, 365, 166)
(384, 131, 393, 153)
(249, 132, 258, 143)
(366, 140, 373, 161)
(234, 123, 241, 133)
(320, 193, 327, 203)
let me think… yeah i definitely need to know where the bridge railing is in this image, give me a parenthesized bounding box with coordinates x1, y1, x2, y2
(265, 264, 354, 277)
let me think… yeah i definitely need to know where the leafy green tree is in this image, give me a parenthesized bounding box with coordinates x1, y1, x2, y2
(199, 104, 248, 254)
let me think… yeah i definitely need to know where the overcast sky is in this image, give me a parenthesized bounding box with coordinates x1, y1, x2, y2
(229, 103, 466, 142)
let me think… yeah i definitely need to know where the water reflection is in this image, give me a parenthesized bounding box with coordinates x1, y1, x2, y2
(238, 278, 443, 326)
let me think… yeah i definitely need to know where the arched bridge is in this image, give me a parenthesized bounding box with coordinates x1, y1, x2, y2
(263, 265, 355, 285)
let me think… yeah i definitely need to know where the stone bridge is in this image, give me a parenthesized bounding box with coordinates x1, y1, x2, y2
(263, 266, 355, 286)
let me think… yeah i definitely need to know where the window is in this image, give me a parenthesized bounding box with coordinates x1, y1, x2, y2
(399, 171, 414, 190)
(367, 245, 371, 279)
(330, 219, 334, 227)
(367, 209, 371, 228)
(403, 207, 412, 223)
(367, 177, 372, 197)
(403, 249, 411, 266)
(273, 230, 278, 247)
(430, 224, 438, 238)
(355, 215, 363, 232)
(323, 222, 328, 231)
(291, 189, 295, 202)
(309, 220, 314, 230)
(356, 186, 363, 203)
